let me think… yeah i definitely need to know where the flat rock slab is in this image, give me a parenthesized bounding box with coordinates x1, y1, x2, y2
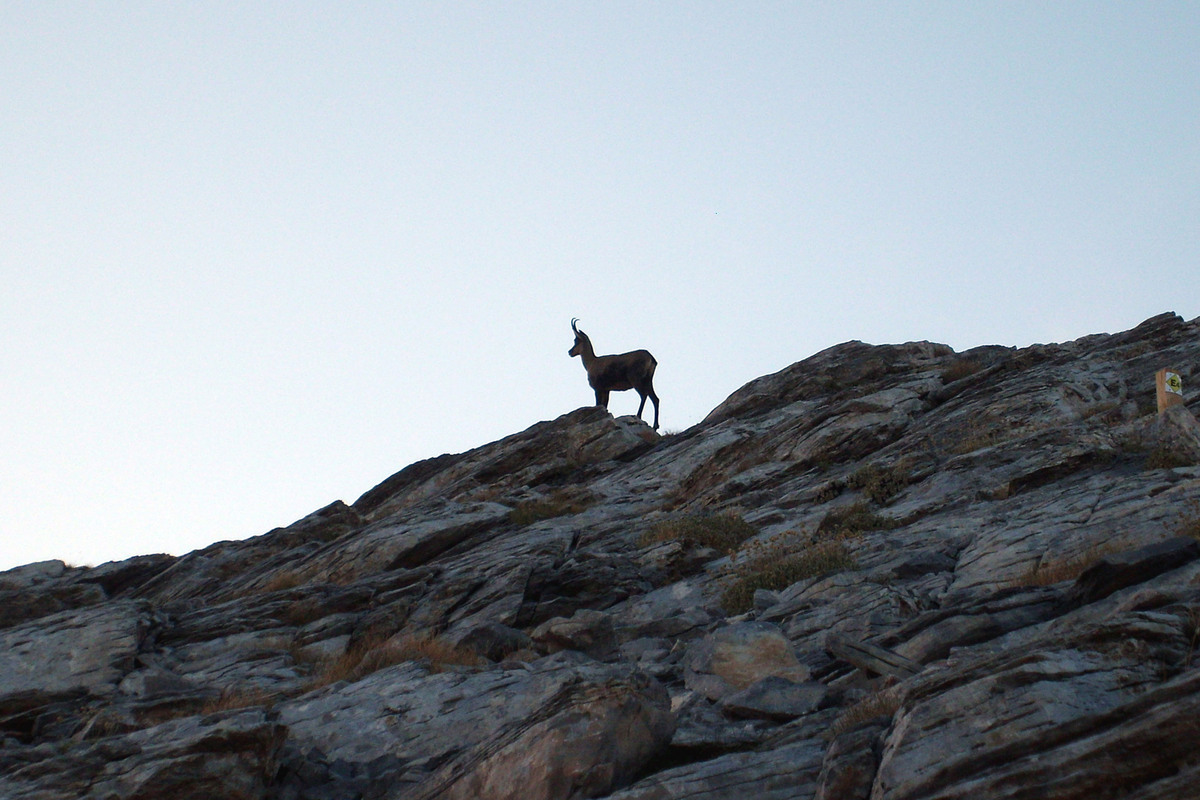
(607, 738, 827, 800)
(877, 666, 1200, 800)
(0, 601, 149, 699)
(719, 675, 828, 721)
(874, 589, 1200, 800)
(0, 708, 285, 800)
(300, 502, 512, 584)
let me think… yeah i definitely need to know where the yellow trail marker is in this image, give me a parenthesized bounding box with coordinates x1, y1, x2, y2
(1157, 368, 1184, 414)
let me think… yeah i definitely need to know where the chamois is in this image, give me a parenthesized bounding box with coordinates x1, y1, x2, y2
(568, 318, 660, 429)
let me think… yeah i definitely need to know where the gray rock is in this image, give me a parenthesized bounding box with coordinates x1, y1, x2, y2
(814, 720, 886, 800)
(0, 601, 148, 700)
(5, 313, 1200, 799)
(683, 622, 810, 701)
(1149, 404, 1200, 463)
(718, 675, 827, 721)
(77, 553, 176, 597)
(0, 581, 106, 631)
(0, 708, 285, 800)
(607, 738, 827, 800)
(410, 665, 674, 800)
(531, 608, 617, 658)
(452, 620, 533, 662)
(1064, 536, 1200, 609)
(276, 655, 671, 798)
(0, 559, 67, 590)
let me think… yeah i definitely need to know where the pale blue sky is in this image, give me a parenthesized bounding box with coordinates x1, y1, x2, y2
(2, 3, 1197, 570)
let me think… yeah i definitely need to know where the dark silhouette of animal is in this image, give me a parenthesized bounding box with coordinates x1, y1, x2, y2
(568, 318, 660, 429)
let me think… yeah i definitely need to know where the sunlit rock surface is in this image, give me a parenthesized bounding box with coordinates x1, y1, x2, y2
(3, 311, 1200, 799)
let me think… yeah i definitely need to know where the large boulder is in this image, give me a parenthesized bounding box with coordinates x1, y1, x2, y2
(415, 667, 675, 800)
(683, 622, 810, 701)
(275, 654, 674, 798)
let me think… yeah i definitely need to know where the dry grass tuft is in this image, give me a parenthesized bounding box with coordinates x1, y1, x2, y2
(260, 570, 306, 593)
(306, 634, 482, 690)
(200, 686, 278, 715)
(848, 461, 912, 505)
(720, 530, 858, 614)
(1016, 539, 1134, 587)
(509, 489, 595, 526)
(828, 686, 903, 739)
(638, 512, 758, 552)
(940, 359, 983, 384)
(818, 502, 899, 536)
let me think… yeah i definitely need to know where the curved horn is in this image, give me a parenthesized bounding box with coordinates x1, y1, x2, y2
(571, 317, 580, 334)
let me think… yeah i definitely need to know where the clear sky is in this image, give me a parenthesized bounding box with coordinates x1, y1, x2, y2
(2, 3, 1198, 571)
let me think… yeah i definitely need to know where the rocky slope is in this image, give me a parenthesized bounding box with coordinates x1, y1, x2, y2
(4, 311, 1200, 800)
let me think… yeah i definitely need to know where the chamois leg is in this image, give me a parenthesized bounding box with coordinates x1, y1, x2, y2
(595, 389, 610, 408)
(638, 381, 667, 431)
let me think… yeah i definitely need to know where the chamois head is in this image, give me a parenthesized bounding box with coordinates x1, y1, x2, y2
(567, 318, 660, 429)
(568, 318, 589, 358)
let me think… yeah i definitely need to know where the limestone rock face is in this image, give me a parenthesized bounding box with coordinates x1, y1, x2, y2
(5, 312, 1200, 799)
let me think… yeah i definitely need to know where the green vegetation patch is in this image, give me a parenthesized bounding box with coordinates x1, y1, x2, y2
(638, 512, 757, 552)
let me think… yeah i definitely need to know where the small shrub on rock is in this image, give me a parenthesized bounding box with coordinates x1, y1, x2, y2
(200, 687, 277, 715)
(813, 480, 846, 504)
(509, 490, 595, 526)
(720, 532, 858, 614)
(940, 358, 982, 384)
(638, 512, 757, 552)
(828, 685, 902, 739)
(818, 502, 899, 536)
(307, 634, 482, 689)
(847, 462, 911, 505)
(1016, 539, 1133, 587)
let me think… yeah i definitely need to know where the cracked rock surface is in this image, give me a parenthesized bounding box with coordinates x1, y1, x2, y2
(3, 311, 1200, 799)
